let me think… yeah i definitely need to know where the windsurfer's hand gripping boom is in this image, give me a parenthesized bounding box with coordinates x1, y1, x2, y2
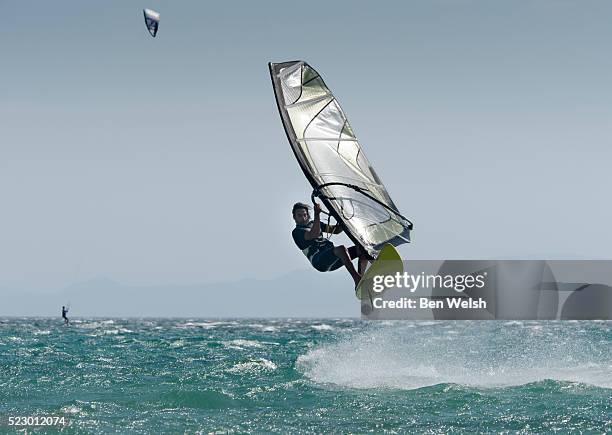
(304, 203, 342, 240)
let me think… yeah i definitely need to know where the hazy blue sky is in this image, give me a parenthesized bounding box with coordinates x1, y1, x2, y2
(1, 1, 611, 292)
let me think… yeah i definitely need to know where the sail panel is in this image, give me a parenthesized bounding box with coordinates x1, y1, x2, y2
(270, 61, 412, 258)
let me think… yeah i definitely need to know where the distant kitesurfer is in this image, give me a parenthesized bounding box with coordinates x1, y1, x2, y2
(292, 202, 369, 287)
(62, 306, 69, 324)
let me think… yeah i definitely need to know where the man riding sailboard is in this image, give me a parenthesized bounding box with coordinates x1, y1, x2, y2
(292, 202, 369, 287)
(270, 61, 413, 294)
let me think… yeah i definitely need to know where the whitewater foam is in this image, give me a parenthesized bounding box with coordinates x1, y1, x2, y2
(297, 322, 612, 389)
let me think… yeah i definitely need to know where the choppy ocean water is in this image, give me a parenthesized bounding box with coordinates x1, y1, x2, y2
(1, 318, 610, 433)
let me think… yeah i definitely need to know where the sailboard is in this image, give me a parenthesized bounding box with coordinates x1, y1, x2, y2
(356, 243, 403, 314)
(269, 61, 413, 259)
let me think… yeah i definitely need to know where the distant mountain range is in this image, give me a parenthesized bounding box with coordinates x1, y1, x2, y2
(0, 270, 357, 318)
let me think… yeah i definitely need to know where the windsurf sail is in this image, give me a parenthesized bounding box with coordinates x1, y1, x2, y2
(143, 9, 160, 38)
(269, 61, 413, 259)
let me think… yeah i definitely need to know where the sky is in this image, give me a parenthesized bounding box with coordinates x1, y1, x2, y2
(1, 1, 612, 295)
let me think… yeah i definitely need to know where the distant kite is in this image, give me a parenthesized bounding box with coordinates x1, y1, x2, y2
(143, 9, 160, 38)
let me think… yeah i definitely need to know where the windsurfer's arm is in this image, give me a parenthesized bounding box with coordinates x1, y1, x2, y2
(304, 203, 322, 240)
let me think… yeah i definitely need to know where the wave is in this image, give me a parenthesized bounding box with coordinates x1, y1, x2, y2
(223, 339, 264, 349)
(161, 389, 241, 409)
(228, 358, 277, 374)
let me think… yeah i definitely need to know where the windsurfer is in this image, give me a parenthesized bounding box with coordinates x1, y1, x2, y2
(292, 202, 369, 287)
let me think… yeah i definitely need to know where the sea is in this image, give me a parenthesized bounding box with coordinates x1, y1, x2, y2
(1, 318, 610, 433)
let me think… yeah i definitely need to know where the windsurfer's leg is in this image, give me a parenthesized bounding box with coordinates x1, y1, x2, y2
(333, 245, 361, 286)
(348, 245, 369, 276)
